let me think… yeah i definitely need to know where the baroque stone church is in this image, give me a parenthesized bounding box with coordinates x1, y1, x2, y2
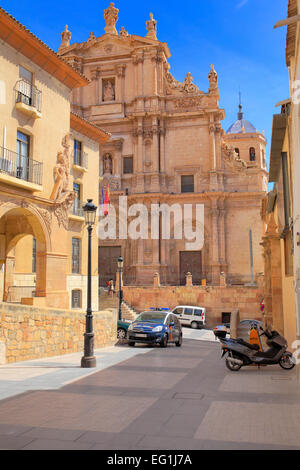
(58, 3, 268, 287)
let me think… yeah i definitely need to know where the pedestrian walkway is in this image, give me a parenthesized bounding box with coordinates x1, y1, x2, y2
(0, 344, 152, 401)
(0, 338, 300, 450)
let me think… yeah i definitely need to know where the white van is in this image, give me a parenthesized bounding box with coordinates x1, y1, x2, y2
(172, 305, 206, 329)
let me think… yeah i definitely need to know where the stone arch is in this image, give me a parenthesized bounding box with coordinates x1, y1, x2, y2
(0, 202, 51, 302)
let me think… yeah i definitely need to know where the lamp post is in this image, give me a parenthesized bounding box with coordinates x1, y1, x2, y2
(118, 256, 123, 321)
(81, 199, 97, 368)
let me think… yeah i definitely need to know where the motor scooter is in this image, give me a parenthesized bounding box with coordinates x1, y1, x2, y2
(214, 323, 295, 372)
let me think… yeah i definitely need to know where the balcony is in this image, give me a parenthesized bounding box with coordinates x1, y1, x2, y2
(72, 152, 88, 173)
(0, 146, 43, 191)
(69, 199, 84, 222)
(15, 80, 42, 119)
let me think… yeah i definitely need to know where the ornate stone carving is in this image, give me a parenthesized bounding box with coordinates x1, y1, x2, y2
(104, 2, 119, 35)
(132, 53, 144, 65)
(116, 64, 126, 77)
(103, 44, 114, 54)
(53, 192, 76, 230)
(37, 208, 53, 236)
(143, 128, 153, 140)
(103, 80, 115, 101)
(87, 31, 96, 43)
(208, 64, 218, 90)
(146, 13, 157, 40)
(133, 128, 143, 138)
(221, 141, 248, 170)
(59, 25, 71, 50)
(90, 68, 100, 81)
(174, 96, 204, 109)
(103, 153, 113, 174)
(119, 26, 129, 37)
(183, 72, 198, 94)
(165, 65, 202, 95)
(50, 134, 71, 201)
(101, 175, 121, 191)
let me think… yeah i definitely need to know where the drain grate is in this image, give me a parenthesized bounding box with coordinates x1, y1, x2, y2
(172, 392, 204, 400)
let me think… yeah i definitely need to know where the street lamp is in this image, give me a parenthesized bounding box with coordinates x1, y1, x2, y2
(118, 256, 124, 321)
(81, 199, 97, 368)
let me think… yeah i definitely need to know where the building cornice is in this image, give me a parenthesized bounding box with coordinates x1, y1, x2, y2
(0, 7, 89, 89)
(70, 112, 111, 144)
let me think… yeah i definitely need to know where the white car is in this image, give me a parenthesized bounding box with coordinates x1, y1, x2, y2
(172, 305, 206, 329)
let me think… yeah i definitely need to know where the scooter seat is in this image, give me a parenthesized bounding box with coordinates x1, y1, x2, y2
(237, 338, 260, 351)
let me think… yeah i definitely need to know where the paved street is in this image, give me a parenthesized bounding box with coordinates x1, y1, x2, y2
(0, 330, 300, 450)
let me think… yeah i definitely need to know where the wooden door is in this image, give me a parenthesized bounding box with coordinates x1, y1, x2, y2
(98, 246, 121, 287)
(179, 251, 202, 285)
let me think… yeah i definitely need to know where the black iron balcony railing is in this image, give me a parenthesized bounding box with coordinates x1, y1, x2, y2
(73, 151, 88, 170)
(0, 146, 43, 186)
(15, 79, 42, 113)
(72, 199, 84, 217)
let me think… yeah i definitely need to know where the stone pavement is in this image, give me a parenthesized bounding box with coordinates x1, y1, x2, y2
(0, 335, 300, 450)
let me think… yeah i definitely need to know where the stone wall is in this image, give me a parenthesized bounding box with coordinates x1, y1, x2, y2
(0, 302, 117, 364)
(123, 285, 264, 327)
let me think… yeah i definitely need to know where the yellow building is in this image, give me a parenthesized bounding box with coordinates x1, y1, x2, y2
(261, 0, 300, 352)
(262, 102, 296, 348)
(0, 7, 110, 311)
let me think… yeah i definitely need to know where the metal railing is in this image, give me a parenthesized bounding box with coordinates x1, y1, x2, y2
(15, 79, 42, 113)
(73, 151, 88, 170)
(72, 199, 84, 217)
(0, 146, 43, 185)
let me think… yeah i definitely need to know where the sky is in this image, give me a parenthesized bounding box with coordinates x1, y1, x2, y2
(1, 0, 289, 167)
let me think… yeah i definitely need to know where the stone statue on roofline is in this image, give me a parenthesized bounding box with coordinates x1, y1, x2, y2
(146, 13, 157, 40)
(104, 2, 119, 35)
(208, 64, 218, 91)
(59, 25, 71, 50)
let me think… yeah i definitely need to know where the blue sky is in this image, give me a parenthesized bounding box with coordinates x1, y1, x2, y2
(1, 0, 289, 166)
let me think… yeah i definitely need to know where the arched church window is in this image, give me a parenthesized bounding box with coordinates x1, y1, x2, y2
(249, 147, 256, 161)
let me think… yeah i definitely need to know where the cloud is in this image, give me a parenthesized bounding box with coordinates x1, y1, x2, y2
(236, 0, 248, 8)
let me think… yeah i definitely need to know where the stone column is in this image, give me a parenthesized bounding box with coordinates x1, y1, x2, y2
(35, 252, 69, 309)
(151, 52, 158, 96)
(3, 254, 15, 302)
(159, 120, 166, 173)
(261, 227, 284, 334)
(157, 52, 164, 95)
(116, 64, 126, 102)
(151, 117, 159, 173)
(210, 203, 221, 285)
(219, 204, 227, 273)
(114, 140, 123, 178)
(135, 118, 144, 193)
(133, 53, 144, 110)
(209, 122, 218, 191)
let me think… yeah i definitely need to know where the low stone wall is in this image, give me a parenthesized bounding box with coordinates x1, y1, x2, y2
(0, 302, 117, 364)
(123, 285, 264, 327)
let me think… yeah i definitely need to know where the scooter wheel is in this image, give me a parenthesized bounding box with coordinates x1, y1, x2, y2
(279, 353, 295, 370)
(225, 355, 243, 372)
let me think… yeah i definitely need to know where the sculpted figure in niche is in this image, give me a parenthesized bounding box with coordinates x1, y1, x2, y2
(50, 134, 70, 200)
(103, 80, 115, 101)
(103, 154, 113, 174)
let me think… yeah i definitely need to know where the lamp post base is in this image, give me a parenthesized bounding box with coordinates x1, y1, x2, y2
(81, 356, 97, 368)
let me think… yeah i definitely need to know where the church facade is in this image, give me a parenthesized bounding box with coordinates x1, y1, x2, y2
(58, 3, 268, 287)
